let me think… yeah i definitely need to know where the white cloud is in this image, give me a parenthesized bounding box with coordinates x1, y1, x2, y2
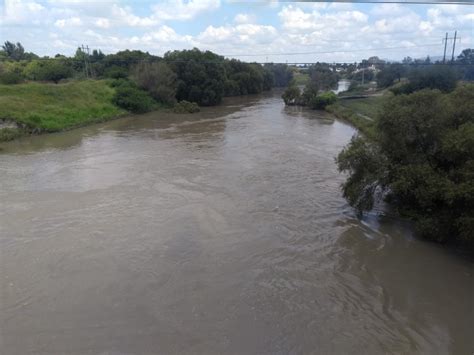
(110, 4, 159, 27)
(278, 5, 368, 33)
(151, 0, 220, 21)
(54, 16, 82, 28)
(198, 24, 277, 45)
(1, 0, 46, 25)
(94, 18, 110, 29)
(371, 4, 405, 16)
(1, 1, 472, 63)
(234, 13, 256, 24)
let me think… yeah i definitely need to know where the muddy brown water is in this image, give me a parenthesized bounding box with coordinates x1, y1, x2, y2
(0, 92, 472, 354)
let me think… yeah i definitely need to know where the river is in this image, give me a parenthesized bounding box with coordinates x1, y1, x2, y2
(0, 91, 472, 354)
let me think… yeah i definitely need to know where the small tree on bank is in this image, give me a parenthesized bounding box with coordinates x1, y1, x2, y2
(131, 61, 178, 105)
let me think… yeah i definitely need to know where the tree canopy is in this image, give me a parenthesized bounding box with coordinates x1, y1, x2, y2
(337, 85, 474, 244)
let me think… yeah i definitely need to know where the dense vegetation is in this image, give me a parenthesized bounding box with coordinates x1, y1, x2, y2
(337, 84, 474, 245)
(0, 42, 293, 111)
(173, 100, 200, 114)
(0, 80, 124, 133)
(282, 63, 339, 109)
(0, 41, 294, 139)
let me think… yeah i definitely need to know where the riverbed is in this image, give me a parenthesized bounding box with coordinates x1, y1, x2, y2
(0, 91, 472, 354)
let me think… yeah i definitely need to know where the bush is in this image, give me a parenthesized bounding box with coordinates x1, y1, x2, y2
(0, 71, 22, 84)
(111, 81, 156, 113)
(391, 65, 457, 95)
(282, 85, 301, 105)
(173, 100, 200, 114)
(108, 78, 135, 88)
(0, 127, 22, 141)
(309, 92, 337, 109)
(34, 60, 73, 83)
(104, 65, 129, 79)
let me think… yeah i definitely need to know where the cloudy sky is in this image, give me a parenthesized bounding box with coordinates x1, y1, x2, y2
(1, 0, 473, 62)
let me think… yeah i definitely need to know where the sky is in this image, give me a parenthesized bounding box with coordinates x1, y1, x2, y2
(0, 0, 473, 62)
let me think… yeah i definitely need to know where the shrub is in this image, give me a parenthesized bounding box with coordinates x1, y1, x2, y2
(0, 71, 22, 84)
(173, 100, 200, 114)
(108, 78, 135, 88)
(34, 60, 73, 83)
(309, 92, 337, 109)
(0, 127, 22, 141)
(104, 65, 129, 79)
(282, 85, 301, 105)
(111, 82, 156, 113)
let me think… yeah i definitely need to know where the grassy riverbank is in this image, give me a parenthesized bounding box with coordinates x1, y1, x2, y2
(326, 95, 387, 139)
(0, 80, 125, 141)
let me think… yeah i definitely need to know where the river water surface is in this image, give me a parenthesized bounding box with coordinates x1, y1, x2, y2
(0, 91, 472, 354)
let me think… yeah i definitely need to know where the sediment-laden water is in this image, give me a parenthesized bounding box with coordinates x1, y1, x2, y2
(0, 91, 472, 354)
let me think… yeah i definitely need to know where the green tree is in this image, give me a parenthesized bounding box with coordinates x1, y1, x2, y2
(264, 63, 293, 87)
(456, 48, 474, 81)
(2, 41, 25, 61)
(376, 63, 405, 88)
(165, 48, 226, 106)
(392, 66, 457, 94)
(308, 64, 338, 90)
(337, 85, 474, 244)
(308, 92, 337, 109)
(301, 81, 319, 105)
(131, 61, 177, 105)
(282, 85, 301, 105)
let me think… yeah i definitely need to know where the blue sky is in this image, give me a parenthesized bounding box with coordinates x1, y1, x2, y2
(1, 0, 472, 62)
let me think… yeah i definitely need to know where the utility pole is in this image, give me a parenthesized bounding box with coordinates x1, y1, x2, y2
(443, 32, 448, 63)
(86, 45, 93, 78)
(451, 30, 458, 62)
(81, 44, 88, 79)
(81, 44, 93, 78)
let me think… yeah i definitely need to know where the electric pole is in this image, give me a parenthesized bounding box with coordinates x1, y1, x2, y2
(443, 32, 448, 63)
(86, 45, 93, 78)
(451, 30, 458, 62)
(80, 44, 93, 78)
(442, 32, 460, 64)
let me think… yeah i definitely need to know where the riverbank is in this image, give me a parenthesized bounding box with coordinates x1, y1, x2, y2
(0, 80, 126, 141)
(326, 95, 387, 139)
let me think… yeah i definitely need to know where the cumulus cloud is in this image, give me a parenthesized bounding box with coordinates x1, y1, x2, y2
(1, 1, 472, 62)
(1, 0, 46, 25)
(151, 0, 220, 21)
(234, 13, 256, 24)
(198, 23, 277, 47)
(54, 16, 82, 28)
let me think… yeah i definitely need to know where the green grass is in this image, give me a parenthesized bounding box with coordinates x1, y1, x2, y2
(326, 95, 387, 140)
(0, 80, 125, 134)
(338, 96, 386, 119)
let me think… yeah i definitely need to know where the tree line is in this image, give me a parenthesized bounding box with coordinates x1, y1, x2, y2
(336, 63, 474, 246)
(0, 42, 294, 112)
